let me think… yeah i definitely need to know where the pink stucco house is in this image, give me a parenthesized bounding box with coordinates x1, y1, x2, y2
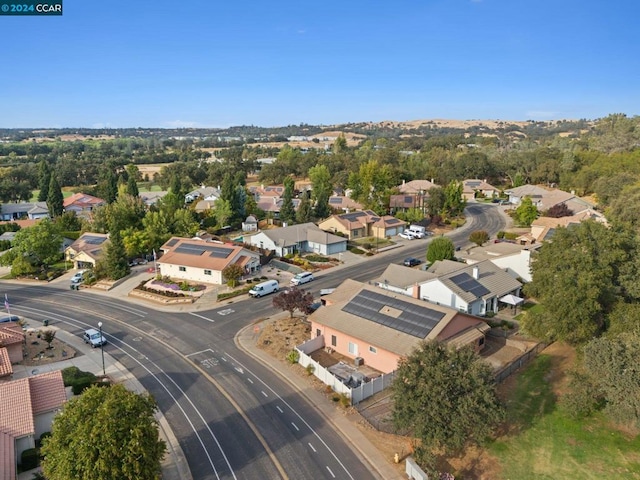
(310, 279, 490, 374)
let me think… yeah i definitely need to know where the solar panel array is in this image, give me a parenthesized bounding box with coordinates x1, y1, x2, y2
(340, 212, 365, 222)
(341, 289, 446, 338)
(83, 235, 107, 245)
(386, 218, 402, 225)
(329, 197, 343, 205)
(449, 272, 490, 297)
(166, 238, 179, 247)
(467, 181, 481, 188)
(173, 243, 233, 258)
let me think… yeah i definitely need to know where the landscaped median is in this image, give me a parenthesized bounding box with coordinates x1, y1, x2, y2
(128, 277, 205, 304)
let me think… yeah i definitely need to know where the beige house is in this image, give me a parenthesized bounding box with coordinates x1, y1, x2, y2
(318, 210, 407, 239)
(64, 233, 109, 269)
(0, 371, 67, 478)
(310, 279, 490, 374)
(63, 193, 106, 219)
(158, 237, 260, 285)
(529, 210, 608, 243)
(462, 179, 500, 200)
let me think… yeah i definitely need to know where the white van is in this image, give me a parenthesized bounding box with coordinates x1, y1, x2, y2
(408, 225, 426, 238)
(249, 280, 279, 298)
(291, 272, 314, 286)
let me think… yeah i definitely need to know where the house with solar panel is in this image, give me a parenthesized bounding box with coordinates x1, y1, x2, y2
(462, 179, 500, 201)
(309, 279, 490, 374)
(63, 192, 106, 219)
(317, 210, 407, 240)
(376, 259, 523, 316)
(64, 233, 110, 269)
(159, 237, 260, 284)
(247, 222, 347, 256)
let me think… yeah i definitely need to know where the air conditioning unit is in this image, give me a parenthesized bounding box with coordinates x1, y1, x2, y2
(354, 357, 364, 367)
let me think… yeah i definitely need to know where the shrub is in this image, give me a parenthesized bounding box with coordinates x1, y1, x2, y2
(504, 231, 518, 240)
(497, 231, 505, 239)
(21, 448, 39, 470)
(305, 364, 315, 376)
(62, 366, 97, 395)
(305, 254, 329, 262)
(339, 393, 351, 407)
(286, 349, 300, 364)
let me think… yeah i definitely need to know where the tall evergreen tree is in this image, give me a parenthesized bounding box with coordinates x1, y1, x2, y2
(46, 175, 64, 218)
(279, 176, 296, 224)
(127, 175, 139, 197)
(296, 190, 312, 223)
(101, 230, 130, 280)
(102, 168, 118, 204)
(37, 160, 51, 202)
(314, 189, 331, 219)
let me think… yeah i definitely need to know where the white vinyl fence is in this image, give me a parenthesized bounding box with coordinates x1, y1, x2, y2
(296, 336, 396, 405)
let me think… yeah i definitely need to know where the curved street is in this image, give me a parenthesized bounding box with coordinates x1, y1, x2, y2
(3, 203, 507, 480)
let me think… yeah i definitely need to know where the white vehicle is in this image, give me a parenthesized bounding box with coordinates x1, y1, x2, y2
(290, 272, 314, 286)
(408, 225, 426, 238)
(83, 328, 106, 348)
(398, 231, 414, 240)
(70, 271, 85, 284)
(248, 280, 279, 298)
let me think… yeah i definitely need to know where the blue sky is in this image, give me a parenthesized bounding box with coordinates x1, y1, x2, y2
(1, 0, 638, 127)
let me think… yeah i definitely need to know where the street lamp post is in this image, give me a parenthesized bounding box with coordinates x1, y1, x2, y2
(98, 321, 105, 377)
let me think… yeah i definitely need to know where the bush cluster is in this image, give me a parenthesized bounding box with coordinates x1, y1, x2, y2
(218, 285, 252, 300)
(62, 366, 97, 395)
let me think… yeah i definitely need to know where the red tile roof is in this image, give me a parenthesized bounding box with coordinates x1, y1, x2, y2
(29, 370, 66, 415)
(0, 348, 12, 378)
(0, 324, 24, 347)
(63, 192, 106, 209)
(0, 431, 15, 480)
(0, 378, 34, 438)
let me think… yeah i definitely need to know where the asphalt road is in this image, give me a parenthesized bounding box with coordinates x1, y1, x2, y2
(3, 202, 507, 480)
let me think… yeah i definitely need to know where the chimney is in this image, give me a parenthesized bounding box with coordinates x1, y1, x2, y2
(431, 178, 434, 184)
(261, 184, 265, 189)
(402, 179, 406, 185)
(412, 283, 420, 299)
(472, 266, 479, 280)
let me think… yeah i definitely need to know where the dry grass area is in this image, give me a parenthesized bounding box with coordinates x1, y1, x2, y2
(22, 327, 77, 366)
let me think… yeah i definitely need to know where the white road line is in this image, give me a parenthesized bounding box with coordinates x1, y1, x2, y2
(13, 305, 236, 480)
(185, 348, 215, 358)
(247, 378, 254, 384)
(189, 312, 215, 323)
(308, 443, 316, 452)
(234, 367, 244, 374)
(261, 391, 268, 398)
(276, 406, 283, 413)
(224, 351, 355, 480)
(326, 466, 336, 478)
(220, 357, 227, 362)
(291, 422, 299, 431)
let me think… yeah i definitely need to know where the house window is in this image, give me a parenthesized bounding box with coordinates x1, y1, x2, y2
(316, 329, 321, 338)
(479, 337, 485, 346)
(331, 335, 337, 347)
(353, 230, 358, 238)
(369, 346, 377, 354)
(204, 269, 212, 276)
(179, 266, 186, 272)
(348, 342, 358, 355)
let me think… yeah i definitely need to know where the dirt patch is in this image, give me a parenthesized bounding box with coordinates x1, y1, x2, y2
(22, 328, 77, 366)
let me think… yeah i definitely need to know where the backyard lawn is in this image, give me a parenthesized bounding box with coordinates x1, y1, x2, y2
(490, 352, 640, 479)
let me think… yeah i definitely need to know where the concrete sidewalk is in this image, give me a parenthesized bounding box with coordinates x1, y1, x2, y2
(235, 314, 403, 480)
(13, 325, 192, 480)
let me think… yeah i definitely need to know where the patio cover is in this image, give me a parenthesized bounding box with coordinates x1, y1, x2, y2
(499, 294, 524, 306)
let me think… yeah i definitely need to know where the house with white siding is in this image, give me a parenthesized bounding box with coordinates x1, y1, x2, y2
(247, 222, 347, 257)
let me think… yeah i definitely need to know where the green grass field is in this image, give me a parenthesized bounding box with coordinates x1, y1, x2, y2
(490, 355, 640, 479)
(30, 190, 74, 202)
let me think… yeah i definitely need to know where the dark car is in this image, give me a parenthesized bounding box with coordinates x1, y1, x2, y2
(403, 257, 422, 267)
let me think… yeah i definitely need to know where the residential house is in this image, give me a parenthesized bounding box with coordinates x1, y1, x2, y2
(158, 237, 260, 284)
(455, 242, 539, 283)
(64, 233, 109, 269)
(185, 186, 222, 204)
(0, 371, 67, 478)
(139, 190, 169, 207)
(462, 179, 500, 201)
(529, 210, 608, 243)
(247, 222, 347, 256)
(0, 202, 49, 221)
(318, 210, 407, 239)
(390, 179, 438, 214)
(398, 179, 438, 195)
(327, 195, 363, 213)
(256, 197, 301, 218)
(242, 215, 258, 232)
(504, 184, 595, 214)
(0, 323, 24, 380)
(309, 279, 490, 374)
(63, 193, 106, 218)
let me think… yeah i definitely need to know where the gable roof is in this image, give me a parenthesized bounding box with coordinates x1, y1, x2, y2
(427, 259, 522, 302)
(63, 192, 105, 209)
(29, 370, 67, 415)
(0, 348, 12, 378)
(0, 323, 24, 347)
(462, 179, 498, 193)
(323, 210, 406, 231)
(327, 195, 363, 210)
(66, 232, 109, 260)
(186, 186, 221, 200)
(0, 202, 49, 216)
(158, 237, 259, 271)
(259, 223, 345, 247)
(504, 184, 595, 212)
(377, 264, 437, 289)
(313, 279, 485, 357)
(0, 431, 15, 480)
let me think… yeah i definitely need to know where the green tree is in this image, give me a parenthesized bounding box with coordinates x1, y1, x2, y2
(442, 180, 465, 218)
(42, 329, 56, 349)
(514, 197, 538, 226)
(222, 264, 244, 287)
(469, 230, 490, 246)
(296, 190, 312, 224)
(122, 228, 151, 258)
(426, 236, 455, 264)
(523, 221, 637, 344)
(99, 166, 118, 204)
(279, 176, 296, 224)
(54, 211, 82, 232)
(142, 211, 171, 252)
(426, 186, 446, 217)
(272, 287, 314, 319)
(37, 160, 51, 202)
(126, 175, 139, 198)
(393, 341, 503, 468)
(99, 230, 130, 280)
(308, 164, 333, 202)
(41, 384, 166, 480)
(7, 219, 62, 272)
(213, 199, 233, 229)
(172, 209, 199, 237)
(314, 188, 331, 219)
(46, 175, 64, 218)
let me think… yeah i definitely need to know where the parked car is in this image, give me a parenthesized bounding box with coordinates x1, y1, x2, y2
(403, 257, 422, 267)
(291, 272, 314, 286)
(83, 328, 106, 348)
(70, 271, 85, 284)
(398, 231, 414, 240)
